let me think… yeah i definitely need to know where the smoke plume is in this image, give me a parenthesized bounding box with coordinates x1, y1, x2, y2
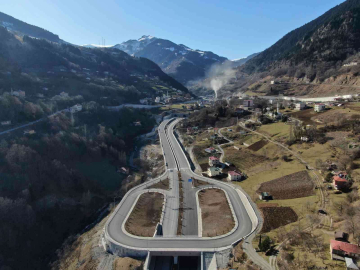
(189, 60, 236, 99)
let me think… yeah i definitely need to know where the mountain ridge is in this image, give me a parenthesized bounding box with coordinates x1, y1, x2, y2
(219, 0, 360, 98)
(85, 35, 229, 86)
(0, 11, 60, 42)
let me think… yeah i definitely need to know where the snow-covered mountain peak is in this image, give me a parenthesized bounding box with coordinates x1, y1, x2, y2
(138, 35, 155, 41)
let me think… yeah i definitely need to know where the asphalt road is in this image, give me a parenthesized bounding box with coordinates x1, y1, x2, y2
(105, 118, 253, 251)
(0, 108, 69, 136)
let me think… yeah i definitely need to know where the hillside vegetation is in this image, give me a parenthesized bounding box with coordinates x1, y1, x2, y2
(220, 0, 360, 98)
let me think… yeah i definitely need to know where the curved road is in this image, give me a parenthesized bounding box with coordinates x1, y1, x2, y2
(105, 118, 254, 252)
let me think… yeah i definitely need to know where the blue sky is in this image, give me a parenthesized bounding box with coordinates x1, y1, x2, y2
(2, 0, 345, 59)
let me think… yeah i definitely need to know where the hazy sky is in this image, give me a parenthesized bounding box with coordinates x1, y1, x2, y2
(2, 0, 344, 59)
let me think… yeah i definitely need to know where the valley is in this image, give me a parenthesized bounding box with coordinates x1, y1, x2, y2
(3, 1, 360, 270)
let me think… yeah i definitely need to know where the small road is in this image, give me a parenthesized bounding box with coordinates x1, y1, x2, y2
(215, 127, 273, 270)
(239, 122, 327, 269)
(0, 108, 68, 137)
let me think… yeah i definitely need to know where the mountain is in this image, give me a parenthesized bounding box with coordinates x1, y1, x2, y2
(231, 52, 260, 67)
(0, 11, 60, 42)
(113, 35, 157, 55)
(0, 26, 190, 107)
(219, 0, 360, 98)
(244, 0, 360, 73)
(85, 35, 228, 86)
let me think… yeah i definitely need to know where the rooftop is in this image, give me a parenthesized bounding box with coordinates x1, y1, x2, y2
(333, 176, 348, 182)
(209, 156, 219, 160)
(228, 171, 241, 176)
(331, 239, 360, 255)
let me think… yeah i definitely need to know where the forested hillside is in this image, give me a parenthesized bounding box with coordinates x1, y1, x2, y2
(0, 24, 179, 270)
(219, 0, 360, 98)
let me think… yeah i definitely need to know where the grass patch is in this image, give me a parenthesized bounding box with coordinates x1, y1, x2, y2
(199, 189, 235, 237)
(257, 122, 291, 142)
(125, 192, 164, 237)
(146, 178, 170, 190)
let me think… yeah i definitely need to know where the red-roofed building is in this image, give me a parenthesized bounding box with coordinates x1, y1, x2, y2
(227, 171, 242, 181)
(330, 239, 360, 260)
(333, 174, 350, 190)
(209, 156, 220, 166)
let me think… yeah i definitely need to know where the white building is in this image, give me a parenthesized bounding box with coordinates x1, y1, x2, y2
(295, 102, 306, 111)
(1, 120, 11, 126)
(343, 62, 358, 67)
(70, 104, 82, 113)
(227, 171, 242, 181)
(155, 96, 161, 103)
(314, 103, 326, 112)
(207, 166, 222, 177)
(301, 136, 309, 142)
(11, 89, 25, 98)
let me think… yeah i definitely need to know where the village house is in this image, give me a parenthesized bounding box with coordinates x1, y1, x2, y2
(118, 167, 129, 175)
(24, 130, 36, 135)
(301, 136, 309, 142)
(330, 239, 360, 261)
(209, 156, 220, 166)
(259, 192, 272, 200)
(345, 257, 359, 270)
(243, 100, 254, 108)
(227, 171, 243, 181)
(295, 102, 306, 111)
(207, 166, 222, 177)
(1, 120, 11, 126)
(333, 172, 350, 190)
(334, 231, 349, 242)
(155, 96, 161, 103)
(133, 121, 142, 127)
(11, 89, 25, 98)
(314, 103, 326, 112)
(205, 147, 216, 154)
(343, 62, 358, 67)
(70, 104, 83, 113)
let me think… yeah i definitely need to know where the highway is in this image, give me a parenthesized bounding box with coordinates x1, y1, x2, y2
(105, 118, 254, 251)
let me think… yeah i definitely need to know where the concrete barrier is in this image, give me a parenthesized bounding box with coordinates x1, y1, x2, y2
(143, 251, 151, 270)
